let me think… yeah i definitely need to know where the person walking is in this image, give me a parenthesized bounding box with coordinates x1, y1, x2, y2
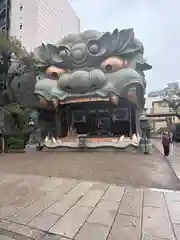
(162, 132, 170, 156)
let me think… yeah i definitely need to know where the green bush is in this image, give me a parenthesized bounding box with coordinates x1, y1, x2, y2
(7, 136, 25, 149)
(8, 132, 30, 149)
(0, 132, 30, 152)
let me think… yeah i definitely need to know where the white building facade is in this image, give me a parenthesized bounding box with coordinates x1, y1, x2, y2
(9, 0, 80, 52)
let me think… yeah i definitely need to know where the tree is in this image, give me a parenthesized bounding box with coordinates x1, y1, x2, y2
(0, 31, 36, 104)
(0, 31, 36, 151)
(163, 92, 180, 120)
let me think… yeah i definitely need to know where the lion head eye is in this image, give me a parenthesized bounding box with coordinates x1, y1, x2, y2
(45, 66, 65, 79)
(100, 57, 127, 73)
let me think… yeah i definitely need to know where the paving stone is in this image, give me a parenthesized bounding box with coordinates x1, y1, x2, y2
(173, 224, 180, 240)
(47, 181, 94, 216)
(165, 191, 180, 203)
(144, 190, 166, 208)
(142, 206, 174, 239)
(0, 205, 23, 218)
(0, 182, 30, 206)
(0, 228, 33, 240)
(0, 235, 11, 240)
(28, 211, 61, 231)
(87, 200, 119, 226)
(166, 201, 180, 224)
(125, 187, 142, 194)
(77, 189, 105, 207)
(11, 191, 46, 208)
(0, 219, 45, 239)
(90, 182, 109, 191)
(40, 178, 63, 192)
(108, 214, 141, 240)
(102, 185, 125, 202)
(8, 179, 77, 224)
(17, 175, 47, 188)
(72, 181, 95, 195)
(118, 189, 143, 217)
(75, 222, 109, 240)
(142, 234, 172, 240)
(49, 205, 93, 238)
(43, 233, 69, 240)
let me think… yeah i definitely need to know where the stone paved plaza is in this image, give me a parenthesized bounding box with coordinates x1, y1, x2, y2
(0, 146, 180, 239)
(0, 173, 180, 239)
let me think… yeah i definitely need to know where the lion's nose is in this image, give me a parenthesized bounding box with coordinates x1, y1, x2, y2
(58, 69, 107, 94)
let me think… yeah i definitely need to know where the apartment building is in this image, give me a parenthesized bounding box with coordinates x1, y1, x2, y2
(1, 0, 80, 52)
(147, 97, 180, 132)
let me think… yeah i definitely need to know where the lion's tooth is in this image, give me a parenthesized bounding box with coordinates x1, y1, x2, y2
(117, 135, 124, 143)
(52, 99, 58, 108)
(132, 133, 137, 143)
(45, 136, 49, 143)
(120, 135, 124, 142)
(52, 137, 56, 144)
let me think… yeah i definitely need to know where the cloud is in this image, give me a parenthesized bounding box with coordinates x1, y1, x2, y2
(72, 0, 180, 91)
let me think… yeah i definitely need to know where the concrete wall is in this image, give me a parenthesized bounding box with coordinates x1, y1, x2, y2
(36, 0, 80, 46)
(148, 99, 180, 132)
(9, 0, 80, 52)
(9, 0, 38, 51)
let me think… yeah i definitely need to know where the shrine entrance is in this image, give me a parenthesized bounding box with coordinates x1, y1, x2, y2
(111, 98, 136, 137)
(54, 98, 137, 138)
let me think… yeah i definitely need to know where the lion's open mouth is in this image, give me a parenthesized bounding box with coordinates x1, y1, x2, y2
(59, 96, 109, 105)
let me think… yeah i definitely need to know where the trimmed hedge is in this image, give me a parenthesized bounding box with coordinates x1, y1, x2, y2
(0, 133, 30, 151)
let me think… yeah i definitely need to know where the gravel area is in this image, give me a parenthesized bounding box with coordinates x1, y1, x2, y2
(0, 150, 179, 190)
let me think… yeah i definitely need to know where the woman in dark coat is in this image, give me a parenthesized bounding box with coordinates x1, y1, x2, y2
(162, 132, 170, 156)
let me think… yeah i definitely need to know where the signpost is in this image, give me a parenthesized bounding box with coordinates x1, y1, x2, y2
(78, 136, 87, 148)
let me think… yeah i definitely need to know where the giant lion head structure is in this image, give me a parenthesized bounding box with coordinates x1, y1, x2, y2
(10, 28, 152, 150)
(34, 28, 151, 109)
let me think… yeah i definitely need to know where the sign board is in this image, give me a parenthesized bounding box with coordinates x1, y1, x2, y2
(78, 136, 86, 148)
(140, 119, 149, 130)
(61, 97, 109, 104)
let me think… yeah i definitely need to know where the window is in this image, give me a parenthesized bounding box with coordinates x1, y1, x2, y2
(20, 23, 22, 29)
(113, 108, 129, 120)
(20, 5, 23, 11)
(73, 111, 86, 122)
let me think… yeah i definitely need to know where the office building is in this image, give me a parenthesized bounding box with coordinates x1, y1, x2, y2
(148, 82, 179, 98)
(2, 0, 80, 52)
(0, 0, 10, 32)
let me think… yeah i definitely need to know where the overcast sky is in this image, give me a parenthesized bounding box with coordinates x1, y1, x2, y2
(71, 0, 180, 92)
